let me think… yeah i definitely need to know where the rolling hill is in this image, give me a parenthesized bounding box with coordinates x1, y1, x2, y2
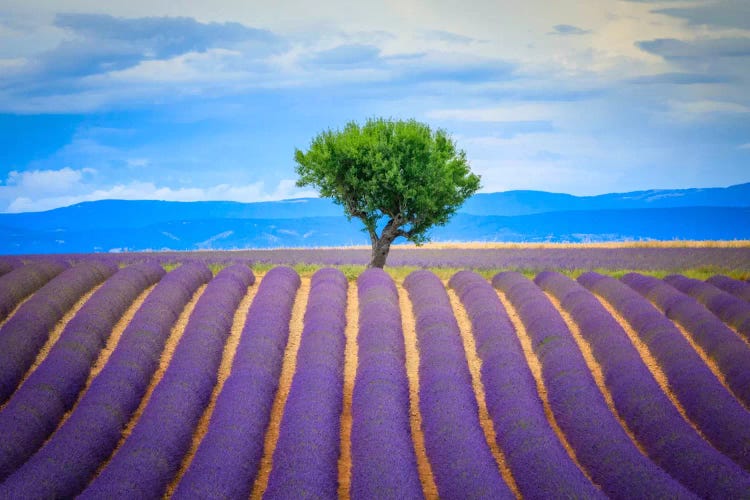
(1, 183, 748, 253)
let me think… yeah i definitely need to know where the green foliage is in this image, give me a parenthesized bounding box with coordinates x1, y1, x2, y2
(294, 117, 480, 246)
(252, 262, 365, 281)
(208, 263, 229, 275)
(250, 262, 749, 283)
(251, 262, 277, 274)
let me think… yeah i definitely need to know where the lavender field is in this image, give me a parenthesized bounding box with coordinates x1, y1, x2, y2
(9, 244, 750, 280)
(0, 249, 749, 498)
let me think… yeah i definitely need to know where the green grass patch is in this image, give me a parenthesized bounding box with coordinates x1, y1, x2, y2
(250, 263, 749, 283)
(208, 263, 228, 275)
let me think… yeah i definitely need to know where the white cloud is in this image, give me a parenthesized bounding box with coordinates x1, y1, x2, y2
(426, 103, 561, 122)
(1, 0, 748, 200)
(2, 177, 319, 213)
(665, 99, 750, 122)
(0, 0, 705, 114)
(0, 57, 25, 70)
(670, 100, 750, 115)
(126, 158, 150, 167)
(105, 48, 249, 84)
(5, 167, 93, 193)
(472, 159, 614, 195)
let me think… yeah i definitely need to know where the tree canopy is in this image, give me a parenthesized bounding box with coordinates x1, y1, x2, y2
(294, 117, 480, 268)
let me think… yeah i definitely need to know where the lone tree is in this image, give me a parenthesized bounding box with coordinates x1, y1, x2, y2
(294, 117, 481, 268)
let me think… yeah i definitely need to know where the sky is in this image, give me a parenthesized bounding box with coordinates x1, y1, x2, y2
(0, 0, 748, 213)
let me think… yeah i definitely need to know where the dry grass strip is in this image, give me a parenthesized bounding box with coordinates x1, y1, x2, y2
(93, 284, 206, 477)
(337, 281, 358, 499)
(447, 288, 521, 498)
(50, 284, 156, 438)
(546, 293, 650, 457)
(397, 284, 439, 499)
(1, 283, 103, 412)
(165, 277, 260, 497)
(250, 276, 310, 499)
(496, 290, 596, 486)
(593, 295, 711, 442)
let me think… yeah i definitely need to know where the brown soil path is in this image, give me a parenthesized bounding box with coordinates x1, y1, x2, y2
(0, 283, 103, 411)
(92, 284, 206, 477)
(337, 281, 358, 498)
(447, 287, 521, 498)
(496, 289, 597, 487)
(593, 295, 710, 442)
(670, 318, 750, 412)
(250, 276, 310, 499)
(398, 285, 439, 499)
(165, 277, 259, 496)
(47, 284, 156, 441)
(546, 293, 650, 457)
(0, 295, 33, 331)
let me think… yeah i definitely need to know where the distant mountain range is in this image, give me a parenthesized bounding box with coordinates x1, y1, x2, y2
(1, 183, 749, 254)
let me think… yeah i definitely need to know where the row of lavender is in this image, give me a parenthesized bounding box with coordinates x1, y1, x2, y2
(405, 270, 514, 498)
(8, 245, 750, 273)
(0, 261, 117, 402)
(174, 266, 300, 498)
(442, 270, 750, 498)
(1, 259, 750, 497)
(0, 259, 321, 498)
(536, 272, 750, 497)
(0, 262, 165, 480)
(449, 271, 603, 498)
(351, 269, 422, 497)
(1, 262, 213, 497)
(388, 268, 750, 497)
(494, 271, 692, 498)
(581, 273, 750, 471)
(82, 264, 255, 498)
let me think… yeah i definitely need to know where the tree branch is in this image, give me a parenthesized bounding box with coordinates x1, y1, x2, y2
(368, 227, 378, 246)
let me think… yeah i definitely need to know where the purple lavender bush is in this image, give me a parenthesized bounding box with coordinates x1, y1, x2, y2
(264, 268, 348, 499)
(579, 272, 750, 471)
(0, 262, 211, 498)
(622, 273, 750, 409)
(0, 260, 68, 323)
(173, 266, 300, 499)
(116, 245, 750, 272)
(405, 270, 514, 499)
(0, 261, 165, 481)
(449, 270, 605, 499)
(666, 274, 750, 342)
(0, 261, 115, 404)
(0, 256, 23, 277)
(707, 274, 750, 302)
(80, 264, 254, 498)
(350, 268, 422, 499)
(493, 271, 693, 499)
(537, 271, 750, 497)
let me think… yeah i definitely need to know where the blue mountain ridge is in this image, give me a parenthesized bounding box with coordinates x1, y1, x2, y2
(1, 183, 748, 254)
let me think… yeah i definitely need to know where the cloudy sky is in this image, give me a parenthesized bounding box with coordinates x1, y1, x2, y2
(0, 0, 748, 213)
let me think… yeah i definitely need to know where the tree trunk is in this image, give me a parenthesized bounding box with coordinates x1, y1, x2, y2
(369, 237, 393, 268)
(368, 221, 402, 268)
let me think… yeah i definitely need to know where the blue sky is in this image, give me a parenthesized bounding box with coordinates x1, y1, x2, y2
(0, 0, 748, 213)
